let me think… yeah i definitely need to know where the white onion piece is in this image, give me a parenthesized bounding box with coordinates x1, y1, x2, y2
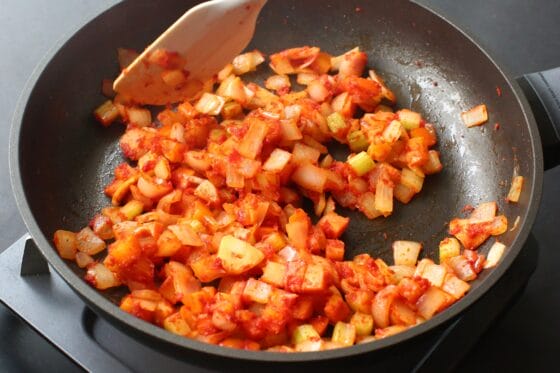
(483, 241, 506, 269)
(86, 263, 120, 290)
(76, 252, 94, 268)
(76, 227, 106, 255)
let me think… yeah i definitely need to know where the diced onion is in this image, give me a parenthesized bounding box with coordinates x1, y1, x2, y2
(483, 241, 506, 269)
(438, 237, 460, 263)
(307, 80, 330, 102)
(263, 148, 292, 172)
(195, 92, 226, 115)
(168, 224, 204, 246)
(53, 230, 78, 260)
(161, 69, 187, 88)
(86, 263, 121, 290)
(442, 274, 470, 299)
(125, 107, 151, 127)
(371, 285, 397, 328)
(137, 175, 173, 199)
(76, 227, 106, 255)
(265, 74, 291, 93)
(216, 75, 247, 103)
(382, 120, 403, 143)
(94, 100, 120, 127)
(291, 163, 328, 193)
(416, 286, 449, 319)
(393, 240, 422, 266)
(232, 50, 265, 75)
(217, 235, 265, 275)
(461, 104, 488, 127)
(292, 142, 321, 165)
(375, 178, 393, 215)
(420, 263, 447, 287)
(331, 322, 356, 346)
(76, 252, 94, 268)
(297, 72, 319, 85)
(506, 175, 524, 203)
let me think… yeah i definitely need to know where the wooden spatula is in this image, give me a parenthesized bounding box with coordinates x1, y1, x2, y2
(113, 0, 267, 105)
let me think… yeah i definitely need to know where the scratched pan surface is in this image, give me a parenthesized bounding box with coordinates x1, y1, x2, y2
(10, 0, 542, 363)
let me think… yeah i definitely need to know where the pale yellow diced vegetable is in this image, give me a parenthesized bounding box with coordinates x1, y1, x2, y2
(393, 240, 422, 266)
(420, 263, 447, 287)
(414, 258, 435, 277)
(348, 151, 375, 176)
(76, 227, 106, 256)
(461, 104, 488, 127)
(163, 312, 192, 336)
(53, 230, 78, 260)
(347, 130, 370, 152)
(506, 175, 524, 203)
(292, 324, 321, 345)
(397, 109, 421, 130)
(375, 178, 393, 215)
(327, 112, 346, 133)
(439, 237, 461, 263)
(120, 199, 144, 220)
(297, 72, 319, 85)
(332, 322, 357, 346)
(195, 92, 226, 115)
(400, 168, 424, 193)
(125, 106, 151, 127)
(442, 274, 470, 299)
(483, 241, 506, 269)
(382, 120, 403, 143)
(330, 47, 360, 72)
(75, 252, 94, 268)
(389, 265, 415, 282)
(217, 63, 234, 82)
(94, 100, 120, 126)
(86, 263, 120, 290)
(263, 148, 293, 173)
(232, 50, 265, 75)
(217, 235, 265, 275)
(265, 74, 291, 92)
(168, 223, 204, 247)
(221, 101, 243, 119)
(350, 313, 374, 337)
(260, 261, 286, 287)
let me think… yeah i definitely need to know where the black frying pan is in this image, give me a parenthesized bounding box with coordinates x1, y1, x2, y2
(9, 0, 560, 366)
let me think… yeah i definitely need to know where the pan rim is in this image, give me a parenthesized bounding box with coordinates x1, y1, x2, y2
(9, 0, 544, 363)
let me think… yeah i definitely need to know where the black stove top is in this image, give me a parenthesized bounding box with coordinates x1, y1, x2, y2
(1, 0, 560, 371)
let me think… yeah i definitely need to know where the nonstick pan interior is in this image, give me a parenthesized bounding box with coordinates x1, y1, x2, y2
(11, 0, 541, 361)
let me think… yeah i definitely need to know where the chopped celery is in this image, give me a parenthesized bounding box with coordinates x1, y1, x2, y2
(347, 130, 369, 152)
(332, 322, 356, 346)
(348, 151, 375, 176)
(327, 112, 346, 133)
(398, 109, 421, 130)
(292, 324, 320, 345)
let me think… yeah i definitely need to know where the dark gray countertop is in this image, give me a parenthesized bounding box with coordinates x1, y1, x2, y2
(1, 0, 559, 371)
